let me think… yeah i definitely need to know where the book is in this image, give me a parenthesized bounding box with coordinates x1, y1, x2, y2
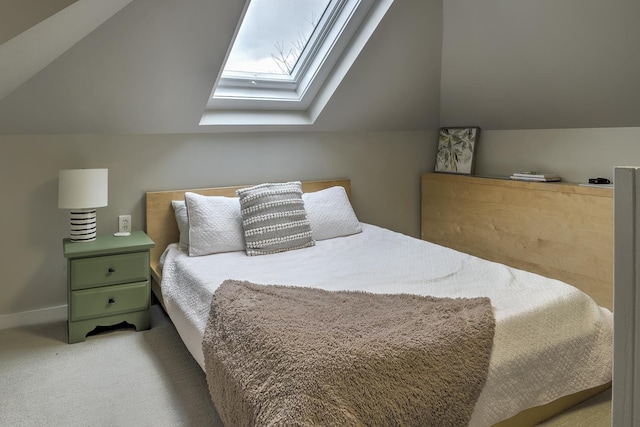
(510, 173, 561, 182)
(509, 175, 562, 182)
(511, 171, 561, 180)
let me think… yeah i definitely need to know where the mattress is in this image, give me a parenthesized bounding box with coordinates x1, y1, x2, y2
(160, 223, 612, 427)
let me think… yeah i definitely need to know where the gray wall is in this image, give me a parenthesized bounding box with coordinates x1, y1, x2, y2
(476, 128, 640, 183)
(0, 0, 445, 320)
(441, 0, 640, 129)
(4, 127, 638, 318)
(2, 0, 639, 322)
(0, 131, 435, 317)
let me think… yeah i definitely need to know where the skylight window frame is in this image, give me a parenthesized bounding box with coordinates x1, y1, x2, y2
(276, 0, 348, 84)
(208, 0, 375, 111)
(218, 0, 342, 89)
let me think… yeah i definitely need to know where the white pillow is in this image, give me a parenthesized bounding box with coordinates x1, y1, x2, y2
(171, 200, 189, 252)
(302, 186, 361, 240)
(184, 192, 245, 256)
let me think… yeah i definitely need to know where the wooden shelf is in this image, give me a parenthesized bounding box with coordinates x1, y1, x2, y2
(421, 172, 613, 310)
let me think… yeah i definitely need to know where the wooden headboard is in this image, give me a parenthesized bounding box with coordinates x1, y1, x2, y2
(421, 172, 614, 310)
(145, 179, 351, 299)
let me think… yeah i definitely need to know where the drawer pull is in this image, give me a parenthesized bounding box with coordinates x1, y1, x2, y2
(108, 298, 115, 304)
(108, 267, 116, 273)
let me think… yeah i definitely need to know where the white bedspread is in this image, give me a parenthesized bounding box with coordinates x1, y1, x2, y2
(160, 223, 612, 427)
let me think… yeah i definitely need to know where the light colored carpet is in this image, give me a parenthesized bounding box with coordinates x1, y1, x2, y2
(0, 305, 222, 427)
(0, 304, 611, 426)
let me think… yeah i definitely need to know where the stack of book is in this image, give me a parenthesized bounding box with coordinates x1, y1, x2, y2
(509, 172, 561, 182)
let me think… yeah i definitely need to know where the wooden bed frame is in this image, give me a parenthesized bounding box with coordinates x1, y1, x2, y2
(145, 179, 351, 304)
(145, 176, 612, 426)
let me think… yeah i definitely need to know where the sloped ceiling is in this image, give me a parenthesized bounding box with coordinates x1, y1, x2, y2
(0, 0, 638, 134)
(0, 0, 133, 103)
(0, 0, 442, 134)
(441, 0, 640, 129)
(0, 0, 78, 45)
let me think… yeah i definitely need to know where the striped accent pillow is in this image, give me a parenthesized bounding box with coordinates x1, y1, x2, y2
(236, 181, 315, 256)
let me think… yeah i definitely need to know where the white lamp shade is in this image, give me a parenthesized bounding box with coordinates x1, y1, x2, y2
(58, 169, 108, 209)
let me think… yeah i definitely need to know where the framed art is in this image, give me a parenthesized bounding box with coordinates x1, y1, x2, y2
(435, 127, 480, 175)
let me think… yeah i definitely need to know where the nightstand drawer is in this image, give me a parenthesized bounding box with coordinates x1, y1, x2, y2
(70, 252, 149, 290)
(70, 281, 150, 321)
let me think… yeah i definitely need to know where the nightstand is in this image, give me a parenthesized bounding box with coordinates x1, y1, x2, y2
(63, 231, 155, 343)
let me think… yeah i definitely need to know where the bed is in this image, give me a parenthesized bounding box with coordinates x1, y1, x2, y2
(145, 178, 612, 427)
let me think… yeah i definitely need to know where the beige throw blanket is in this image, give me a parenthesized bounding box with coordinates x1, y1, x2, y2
(203, 280, 495, 427)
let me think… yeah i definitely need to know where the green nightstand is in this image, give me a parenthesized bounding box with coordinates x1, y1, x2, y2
(63, 231, 155, 344)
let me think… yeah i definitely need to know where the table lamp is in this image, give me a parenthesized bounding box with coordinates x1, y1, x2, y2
(58, 169, 108, 242)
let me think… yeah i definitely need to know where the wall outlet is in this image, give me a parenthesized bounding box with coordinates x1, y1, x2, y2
(118, 215, 131, 233)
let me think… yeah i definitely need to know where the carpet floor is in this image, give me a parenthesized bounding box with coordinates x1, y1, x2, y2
(0, 305, 222, 426)
(0, 304, 611, 426)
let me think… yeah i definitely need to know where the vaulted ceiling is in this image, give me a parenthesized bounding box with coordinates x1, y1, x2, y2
(0, 0, 77, 45)
(0, 0, 133, 102)
(0, 0, 638, 135)
(0, 0, 442, 134)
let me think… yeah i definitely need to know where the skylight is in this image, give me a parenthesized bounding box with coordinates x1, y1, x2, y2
(201, 0, 394, 127)
(223, 0, 332, 77)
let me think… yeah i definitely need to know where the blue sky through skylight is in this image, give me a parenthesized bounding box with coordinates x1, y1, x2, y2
(224, 0, 332, 76)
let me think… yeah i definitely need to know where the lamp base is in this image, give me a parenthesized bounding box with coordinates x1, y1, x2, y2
(69, 209, 97, 242)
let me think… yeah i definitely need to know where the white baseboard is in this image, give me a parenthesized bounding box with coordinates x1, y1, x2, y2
(0, 305, 67, 330)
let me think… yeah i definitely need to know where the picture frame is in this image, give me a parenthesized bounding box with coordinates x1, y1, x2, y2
(434, 127, 480, 175)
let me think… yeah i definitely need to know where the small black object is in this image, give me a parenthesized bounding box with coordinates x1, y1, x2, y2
(588, 178, 611, 185)
(108, 267, 116, 273)
(108, 298, 115, 304)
